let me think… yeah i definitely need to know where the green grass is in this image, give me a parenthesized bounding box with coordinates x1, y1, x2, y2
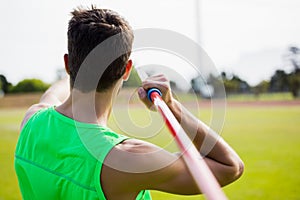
(220, 107, 300, 200)
(0, 109, 25, 200)
(226, 92, 294, 101)
(171, 91, 295, 102)
(1, 104, 300, 199)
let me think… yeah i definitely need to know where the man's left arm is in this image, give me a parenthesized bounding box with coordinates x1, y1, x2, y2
(20, 77, 70, 129)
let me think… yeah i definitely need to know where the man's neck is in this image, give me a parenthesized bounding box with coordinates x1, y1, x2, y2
(56, 89, 114, 126)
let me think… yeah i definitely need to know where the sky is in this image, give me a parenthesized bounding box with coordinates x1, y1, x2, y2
(0, 0, 299, 86)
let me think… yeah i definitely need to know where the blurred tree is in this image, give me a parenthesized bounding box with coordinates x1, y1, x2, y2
(288, 46, 300, 71)
(288, 71, 300, 98)
(221, 72, 227, 80)
(0, 79, 2, 97)
(253, 80, 270, 97)
(0, 74, 10, 94)
(257, 80, 270, 93)
(10, 79, 50, 93)
(223, 79, 239, 93)
(287, 46, 300, 97)
(221, 72, 250, 94)
(270, 70, 289, 92)
(191, 72, 251, 98)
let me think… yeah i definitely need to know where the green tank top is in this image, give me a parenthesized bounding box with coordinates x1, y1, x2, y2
(15, 106, 151, 200)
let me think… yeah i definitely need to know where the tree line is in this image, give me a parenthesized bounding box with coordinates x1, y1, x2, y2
(1, 68, 299, 98)
(197, 68, 299, 98)
(0, 76, 49, 94)
(191, 46, 300, 98)
(1, 46, 299, 98)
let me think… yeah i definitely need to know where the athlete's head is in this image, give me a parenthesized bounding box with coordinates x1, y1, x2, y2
(66, 6, 134, 92)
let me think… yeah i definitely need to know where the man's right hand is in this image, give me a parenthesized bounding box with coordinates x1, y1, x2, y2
(137, 74, 174, 111)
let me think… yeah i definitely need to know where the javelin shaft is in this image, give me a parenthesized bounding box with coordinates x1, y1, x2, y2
(149, 91, 227, 200)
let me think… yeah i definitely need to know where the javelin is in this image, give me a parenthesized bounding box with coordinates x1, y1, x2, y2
(136, 68, 228, 200)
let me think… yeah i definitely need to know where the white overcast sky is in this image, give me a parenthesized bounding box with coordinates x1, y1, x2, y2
(0, 0, 299, 85)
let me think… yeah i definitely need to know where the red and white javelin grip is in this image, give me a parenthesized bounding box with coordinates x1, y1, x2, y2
(147, 88, 227, 200)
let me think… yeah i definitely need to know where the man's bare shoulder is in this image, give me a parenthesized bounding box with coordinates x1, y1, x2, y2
(20, 103, 51, 130)
(105, 138, 178, 173)
(101, 138, 199, 198)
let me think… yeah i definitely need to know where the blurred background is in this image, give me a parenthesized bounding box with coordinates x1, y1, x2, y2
(0, 0, 299, 199)
(0, 0, 299, 96)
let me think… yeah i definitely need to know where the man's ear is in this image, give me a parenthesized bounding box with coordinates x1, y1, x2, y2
(123, 59, 133, 81)
(64, 54, 70, 75)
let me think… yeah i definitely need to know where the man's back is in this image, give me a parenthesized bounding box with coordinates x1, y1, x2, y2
(15, 106, 150, 200)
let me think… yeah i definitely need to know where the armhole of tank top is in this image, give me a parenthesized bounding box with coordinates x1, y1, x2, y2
(94, 136, 130, 199)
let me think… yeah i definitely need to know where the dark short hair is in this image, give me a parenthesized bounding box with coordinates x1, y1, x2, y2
(67, 6, 134, 92)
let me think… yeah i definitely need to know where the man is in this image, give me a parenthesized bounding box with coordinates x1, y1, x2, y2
(15, 6, 243, 200)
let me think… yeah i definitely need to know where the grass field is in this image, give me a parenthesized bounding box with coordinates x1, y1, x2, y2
(1, 92, 300, 199)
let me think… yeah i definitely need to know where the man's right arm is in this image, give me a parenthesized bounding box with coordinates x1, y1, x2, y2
(102, 137, 242, 198)
(101, 75, 244, 198)
(167, 98, 244, 185)
(102, 139, 203, 198)
(139, 74, 244, 185)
